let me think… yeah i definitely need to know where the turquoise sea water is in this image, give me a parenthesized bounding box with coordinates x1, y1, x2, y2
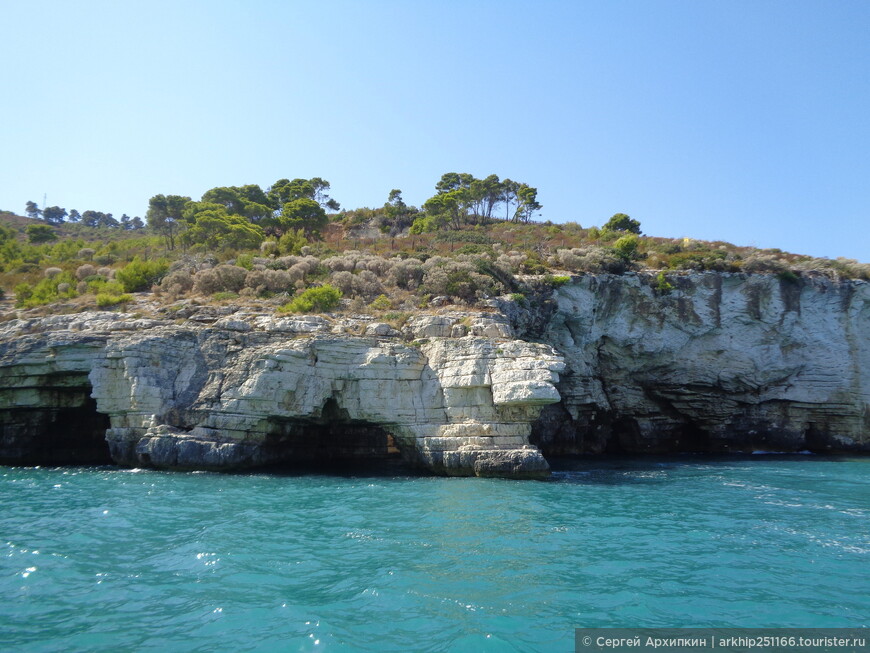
(1, 456, 868, 652)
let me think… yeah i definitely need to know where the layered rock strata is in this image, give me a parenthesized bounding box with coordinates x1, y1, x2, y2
(0, 312, 563, 477)
(0, 271, 867, 476)
(532, 272, 870, 454)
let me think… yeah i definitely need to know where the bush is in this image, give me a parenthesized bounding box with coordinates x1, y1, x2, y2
(358, 255, 393, 277)
(44, 267, 63, 278)
(654, 271, 674, 294)
(94, 254, 117, 266)
(389, 257, 424, 290)
(330, 270, 355, 295)
(212, 291, 239, 301)
(455, 244, 490, 255)
(520, 253, 547, 274)
(323, 254, 358, 273)
(243, 269, 293, 295)
(663, 250, 736, 272)
(26, 224, 57, 243)
(543, 274, 571, 288)
(613, 234, 640, 261)
(76, 264, 97, 280)
(741, 253, 788, 274)
(496, 252, 527, 273)
(421, 259, 498, 302)
(369, 294, 392, 310)
(434, 230, 493, 244)
(556, 247, 626, 273)
(14, 272, 78, 308)
(260, 240, 279, 256)
(278, 284, 342, 314)
(192, 264, 247, 295)
(159, 270, 195, 296)
(354, 270, 384, 297)
(86, 278, 126, 295)
(96, 292, 133, 307)
(323, 252, 393, 276)
(235, 253, 255, 270)
(277, 229, 308, 255)
(288, 262, 310, 284)
(116, 257, 169, 292)
(14, 283, 33, 306)
(328, 269, 384, 298)
(778, 270, 800, 284)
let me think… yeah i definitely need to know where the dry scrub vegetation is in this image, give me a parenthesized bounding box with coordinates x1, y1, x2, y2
(1, 206, 867, 316)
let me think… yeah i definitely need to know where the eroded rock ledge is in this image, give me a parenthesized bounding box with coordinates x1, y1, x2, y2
(0, 271, 868, 477)
(0, 311, 563, 477)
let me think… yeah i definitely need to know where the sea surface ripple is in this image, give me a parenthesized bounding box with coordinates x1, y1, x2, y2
(1, 456, 868, 652)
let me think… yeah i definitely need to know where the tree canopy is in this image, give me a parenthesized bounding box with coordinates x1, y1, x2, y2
(25, 224, 57, 243)
(275, 198, 327, 237)
(267, 178, 340, 212)
(180, 208, 264, 250)
(81, 210, 119, 229)
(603, 213, 641, 234)
(42, 206, 67, 225)
(413, 173, 542, 233)
(147, 194, 191, 250)
(21, 201, 142, 233)
(25, 201, 41, 220)
(145, 177, 339, 249)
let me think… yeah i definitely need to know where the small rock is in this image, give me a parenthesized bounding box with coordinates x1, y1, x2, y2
(365, 322, 400, 337)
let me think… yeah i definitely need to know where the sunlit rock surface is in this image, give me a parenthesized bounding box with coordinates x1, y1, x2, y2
(0, 312, 562, 477)
(0, 271, 867, 476)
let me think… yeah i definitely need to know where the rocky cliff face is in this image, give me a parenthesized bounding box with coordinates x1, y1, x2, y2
(0, 271, 867, 477)
(0, 312, 563, 477)
(532, 272, 870, 455)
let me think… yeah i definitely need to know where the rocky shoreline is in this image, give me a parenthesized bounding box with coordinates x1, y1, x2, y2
(1, 271, 867, 477)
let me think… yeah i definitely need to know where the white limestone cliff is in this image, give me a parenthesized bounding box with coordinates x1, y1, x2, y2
(0, 311, 563, 477)
(0, 271, 867, 476)
(533, 272, 870, 454)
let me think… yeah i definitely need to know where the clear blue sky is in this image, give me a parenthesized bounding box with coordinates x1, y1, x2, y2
(2, 0, 867, 261)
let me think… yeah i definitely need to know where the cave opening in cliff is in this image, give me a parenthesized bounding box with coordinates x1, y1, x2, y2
(261, 398, 416, 474)
(0, 382, 112, 466)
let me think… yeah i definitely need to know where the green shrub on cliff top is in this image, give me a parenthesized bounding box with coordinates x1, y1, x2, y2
(369, 294, 392, 310)
(14, 271, 78, 308)
(613, 234, 640, 261)
(13, 282, 32, 306)
(115, 257, 169, 292)
(543, 274, 570, 288)
(96, 292, 133, 307)
(278, 284, 342, 314)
